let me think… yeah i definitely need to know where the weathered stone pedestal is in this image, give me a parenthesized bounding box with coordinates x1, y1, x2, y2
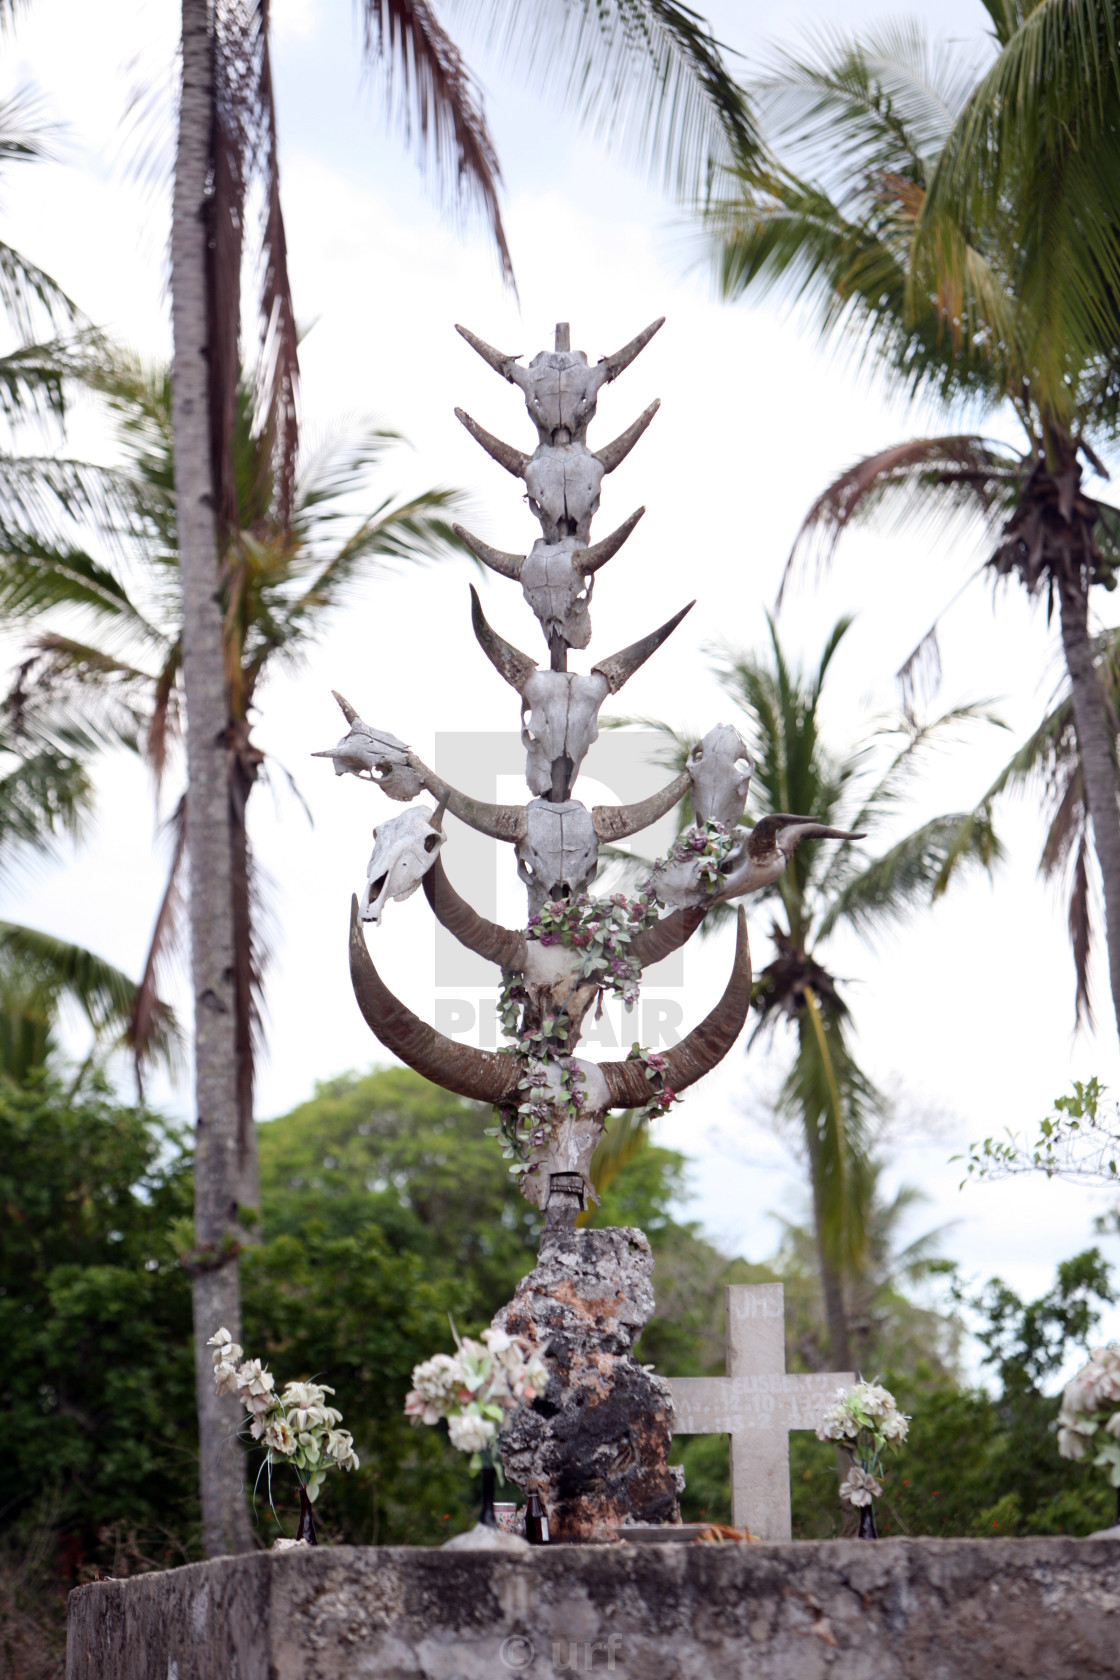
(67, 1539, 1120, 1679)
(493, 1225, 682, 1541)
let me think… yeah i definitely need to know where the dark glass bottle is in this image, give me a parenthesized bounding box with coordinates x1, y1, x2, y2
(296, 1484, 319, 1544)
(479, 1459, 499, 1528)
(858, 1502, 878, 1540)
(525, 1483, 550, 1545)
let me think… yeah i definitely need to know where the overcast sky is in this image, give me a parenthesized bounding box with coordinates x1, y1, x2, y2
(7, 0, 1120, 1367)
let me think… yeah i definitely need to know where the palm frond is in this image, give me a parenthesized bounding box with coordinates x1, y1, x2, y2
(754, 20, 983, 195)
(0, 920, 180, 1078)
(779, 434, 1021, 604)
(0, 745, 91, 881)
(130, 796, 188, 1090)
(466, 0, 756, 199)
(360, 0, 513, 284)
(817, 808, 1003, 943)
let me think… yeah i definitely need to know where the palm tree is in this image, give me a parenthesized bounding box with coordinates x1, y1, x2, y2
(705, 11, 1120, 1051)
(632, 616, 999, 1365)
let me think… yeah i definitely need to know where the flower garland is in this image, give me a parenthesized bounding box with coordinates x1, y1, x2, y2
(489, 891, 661, 1175)
(624, 1045, 682, 1125)
(405, 1326, 549, 1473)
(209, 1328, 359, 1507)
(816, 1381, 909, 1508)
(1058, 1344, 1120, 1483)
(649, 818, 739, 894)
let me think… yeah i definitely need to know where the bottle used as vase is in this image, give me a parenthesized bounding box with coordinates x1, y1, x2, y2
(478, 1453, 499, 1529)
(296, 1484, 319, 1545)
(858, 1502, 877, 1540)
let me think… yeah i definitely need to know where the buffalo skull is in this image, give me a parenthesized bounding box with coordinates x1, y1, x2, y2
(360, 804, 445, 924)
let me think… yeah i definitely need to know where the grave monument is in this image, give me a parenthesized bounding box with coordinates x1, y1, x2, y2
(315, 317, 858, 1539)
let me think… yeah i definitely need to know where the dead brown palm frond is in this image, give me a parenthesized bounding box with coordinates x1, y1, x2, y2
(359, 0, 513, 289)
(778, 433, 1020, 605)
(208, 0, 301, 542)
(129, 794, 188, 1092)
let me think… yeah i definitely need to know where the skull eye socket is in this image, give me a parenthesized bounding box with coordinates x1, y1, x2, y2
(691, 746, 704, 763)
(735, 757, 752, 776)
(423, 832, 440, 853)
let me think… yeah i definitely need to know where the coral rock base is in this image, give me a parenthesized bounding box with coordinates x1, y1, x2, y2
(493, 1225, 682, 1541)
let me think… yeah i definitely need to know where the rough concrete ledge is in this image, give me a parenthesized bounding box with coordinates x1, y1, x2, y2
(66, 1537, 1120, 1680)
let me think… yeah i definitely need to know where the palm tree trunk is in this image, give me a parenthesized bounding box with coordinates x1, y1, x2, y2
(172, 0, 252, 1558)
(1058, 572, 1120, 1047)
(229, 739, 261, 1211)
(807, 1152, 852, 1370)
(797, 1010, 852, 1371)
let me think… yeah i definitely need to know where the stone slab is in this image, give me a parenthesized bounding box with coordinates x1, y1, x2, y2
(67, 1537, 1120, 1680)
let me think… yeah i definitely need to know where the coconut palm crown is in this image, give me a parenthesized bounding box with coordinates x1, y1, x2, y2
(706, 5, 1120, 1049)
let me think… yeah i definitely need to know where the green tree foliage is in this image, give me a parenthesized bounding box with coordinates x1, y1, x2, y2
(0, 1078, 197, 1561)
(5, 1064, 1116, 1575)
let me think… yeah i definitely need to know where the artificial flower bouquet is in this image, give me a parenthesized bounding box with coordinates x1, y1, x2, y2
(209, 1327, 359, 1510)
(816, 1380, 909, 1513)
(405, 1325, 548, 1473)
(1057, 1343, 1120, 1487)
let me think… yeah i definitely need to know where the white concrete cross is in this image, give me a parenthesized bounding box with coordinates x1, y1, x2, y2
(668, 1282, 854, 1541)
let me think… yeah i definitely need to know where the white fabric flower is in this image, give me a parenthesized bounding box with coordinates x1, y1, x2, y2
(447, 1412, 498, 1454)
(880, 1410, 909, 1444)
(839, 1466, 882, 1508)
(214, 1361, 241, 1398)
(264, 1419, 296, 1455)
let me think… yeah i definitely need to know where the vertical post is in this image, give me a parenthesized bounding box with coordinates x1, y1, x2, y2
(555, 322, 570, 352)
(172, 0, 252, 1557)
(726, 1283, 792, 1542)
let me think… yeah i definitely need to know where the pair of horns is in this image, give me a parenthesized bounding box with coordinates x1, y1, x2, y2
(327, 694, 689, 844)
(421, 854, 706, 973)
(454, 400, 661, 480)
(453, 506, 646, 583)
(455, 318, 664, 386)
(349, 896, 750, 1107)
(470, 587, 693, 698)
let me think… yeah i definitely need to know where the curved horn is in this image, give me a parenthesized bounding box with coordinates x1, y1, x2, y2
(603, 318, 665, 381)
(627, 904, 707, 969)
(349, 897, 517, 1103)
(469, 586, 538, 692)
(405, 754, 528, 842)
(600, 908, 751, 1106)
(455, 323, 520, 381)
(332, 689, 359, 724)
(422, 856, 528, 971)
(455, 408, 529, 477)
(595, 400, 660, 473)
(454, 524, 524, 580)
(593, 602, 694, 694)
(593, 769, 689, 841)
(575, 507, 645, 576)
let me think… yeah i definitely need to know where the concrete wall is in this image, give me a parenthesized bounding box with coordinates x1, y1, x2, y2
(67, 1537, 1120, 1680)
